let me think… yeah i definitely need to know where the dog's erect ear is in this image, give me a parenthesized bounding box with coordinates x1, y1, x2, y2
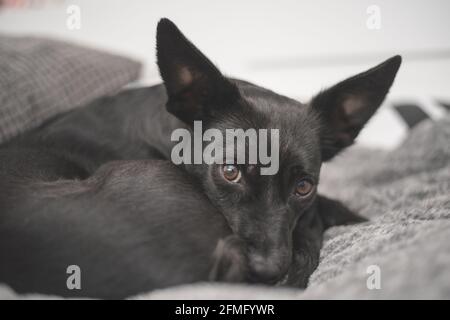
(312, 56, 401, 161)
(156, 18, 239, 124)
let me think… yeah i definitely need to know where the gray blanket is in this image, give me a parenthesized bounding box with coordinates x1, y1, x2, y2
(2, 116, 449, 299)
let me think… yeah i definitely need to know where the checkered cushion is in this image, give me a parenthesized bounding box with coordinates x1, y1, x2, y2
(0, 35, 142, 143)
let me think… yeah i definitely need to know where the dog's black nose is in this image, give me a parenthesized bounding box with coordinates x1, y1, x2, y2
(248, 253, 286, 284)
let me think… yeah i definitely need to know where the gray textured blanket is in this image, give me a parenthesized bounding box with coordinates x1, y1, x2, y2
(2, 117, 449, 299)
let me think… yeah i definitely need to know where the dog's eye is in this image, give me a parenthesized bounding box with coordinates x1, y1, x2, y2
(222, 165, 241, 183)
(295, 179, 314, 197)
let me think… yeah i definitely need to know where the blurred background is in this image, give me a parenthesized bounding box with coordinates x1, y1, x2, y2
(1, 0, 449, 148)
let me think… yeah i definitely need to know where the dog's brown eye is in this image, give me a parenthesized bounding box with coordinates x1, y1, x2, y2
(222, 165, 241, 183)
(295, 179, 313, 196)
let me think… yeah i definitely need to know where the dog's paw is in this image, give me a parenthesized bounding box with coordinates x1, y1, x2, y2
(317, 195, 368, 229)
(209, 235, 248, 283)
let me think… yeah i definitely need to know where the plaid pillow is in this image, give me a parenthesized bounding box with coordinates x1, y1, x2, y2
(0, 35, 142, 143)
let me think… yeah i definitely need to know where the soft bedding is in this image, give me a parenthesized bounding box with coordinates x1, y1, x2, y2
(0, 35, 141, 144)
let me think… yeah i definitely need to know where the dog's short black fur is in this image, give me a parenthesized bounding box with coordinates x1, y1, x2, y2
(0, 160, 238, 298)
(0, 18, 401, 298)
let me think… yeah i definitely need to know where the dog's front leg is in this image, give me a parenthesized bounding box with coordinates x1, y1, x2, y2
(282, 210, 324, 288)
(317, 195, 368, 229)
(209, 235, 248, 283)
(283, 195, 367, 287)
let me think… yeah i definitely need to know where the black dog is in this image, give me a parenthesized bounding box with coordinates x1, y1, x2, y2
(0, 160, 242, 298)
(0, 18, 401, 298)
(151, 19, 400, 282)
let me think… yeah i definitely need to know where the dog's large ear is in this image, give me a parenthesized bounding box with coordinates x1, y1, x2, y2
(156, 18, 240, 124)
(311, 56, 401, 161)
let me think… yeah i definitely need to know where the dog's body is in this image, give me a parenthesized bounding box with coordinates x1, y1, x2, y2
(0, 19, 400, 298)
(0, 84, 326, 297)
(0, 160, 234, 299)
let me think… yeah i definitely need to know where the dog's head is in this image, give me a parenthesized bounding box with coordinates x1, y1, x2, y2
(156, 18, 401, 283)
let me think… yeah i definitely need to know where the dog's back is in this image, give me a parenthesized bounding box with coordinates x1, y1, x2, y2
(0, 159, 236, 298)
(0, 86, 168, 179)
